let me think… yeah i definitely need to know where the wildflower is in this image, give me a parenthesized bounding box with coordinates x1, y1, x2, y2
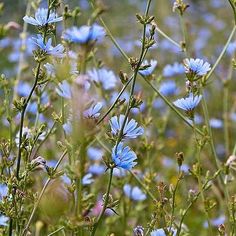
(83, 102, 103, 119)
(139, 59, 157, 76)
(162, 62, 185, 77)
(32, 35, 64, 58)
(15, 127, 32, 146)
(16, 81, 31, 97)
(110, 115, 144, 139)
(226, 42, 236, 55)
(23, 8, 63, 26)
(113, 168, 126, 177)
(30, 156, 46, 170)
(133, 225, 145, 236)
(209, 118, 223, 129)
(87, 147, 104, 161)
(88, 164, 106, 175)
(159, 80, 179, 96)
(63, 24, 105, 44)
(123, 184, 146, 201)
(173, 93, 202, 112)
(112, 142, 137, 170)
(0, 184, 8, 200)
(225, 155, 236, 183)
(226, 155, 236, 168)
(75, 75, 91, 91)
(56, 80, 72, 99)
(183, 58, 211, 78)
(44, 63, 55, 77)
(88, 68, 117, 90)
(151, 227, 177, 236)
(82, 173, 94, 185)
(0, 215, 9, 226)
(63, 121, 72, 135)
(203, 215, 225, 228)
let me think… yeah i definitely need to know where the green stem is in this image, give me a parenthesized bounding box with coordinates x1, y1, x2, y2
(201, 95, 232, 233)
(145, 78, 204, 136)
(47, 226, 65, 236)
(16, 61, 41, 179)
(153, 22, 181, 49)
(233, 142, 236, 155)
(22, 150, 67, 236)
(205, 25, 236, 82)
(178, 13, 188, 54)
(196, 147, 213, 235)
(169, 170, 181, 232)
(228, 0, 236, 24)
(115, 0, 152, 147)
(192, 120, 213, 234)
(176, 170, 221, 235)
(33, 122, 56, 157)
(90, 168, 113, 236)
(201, 96, 221, 175)
(97, 76, 133, 125)
(93, 5, 205, 137)
(13, 0, 31, 101)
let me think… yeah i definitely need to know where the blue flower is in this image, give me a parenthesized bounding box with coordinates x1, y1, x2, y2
(88, 68, 117, 90)
(56, 80, 72, 99)
(133, 226, 144, 236)
(0, 184, 8, 200)
(203, 215, 225, 228)
(184, 58, 211, 77)
(63, 24, 106, 44)
(110, 115, 144, 139)
(151, 228, 177, 236)
(16, 81, 31, 97)
(173, 93, 202, 111)
(139, 59, 157, 76)
(63, 121, 72, 135)
(159, 80, 179, 96)
(123, 184, 146, 201)
(23, 8, 63, 26)
(0, 215, 9, 226)
(32, 35, 64, 58)
(87, 147, 104, 161)
(162, 62, 185, 77)
(88, 164, 106, 175)
(209, 118, 223, 129)
(82, 173, 94, 185)
(15, 127, 32, 146)
(112, 142, 137, 170)
(83, 102, 103, 119)
(44, 63, 55, 77)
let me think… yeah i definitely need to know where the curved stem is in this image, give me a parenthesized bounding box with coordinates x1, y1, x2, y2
(176, 170, 221, 235)
(13, 1, 31, 101)
(115, 0, 152, 146)
(169, 170, 181, 232)
(145, 78, 204, 136)
(205, 25, 236, 82)
(228, 0, 236, 24)
(201, 95, 231, 233)
(92, 4, 205, 137)
(233, 142, 236, 156)
(90, 168, 113, 236)
(22, 150, 67, 236)
(97, 76, 133, 125)
(153, 22, 181, 48)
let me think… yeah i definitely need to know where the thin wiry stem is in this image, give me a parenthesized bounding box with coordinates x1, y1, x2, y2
(205, 25, 236, 82)
(22, 150, 67, 236)
(97, 76, 133, 125)
(90, 168, 113, 236)
(92, 6, 205, 136)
